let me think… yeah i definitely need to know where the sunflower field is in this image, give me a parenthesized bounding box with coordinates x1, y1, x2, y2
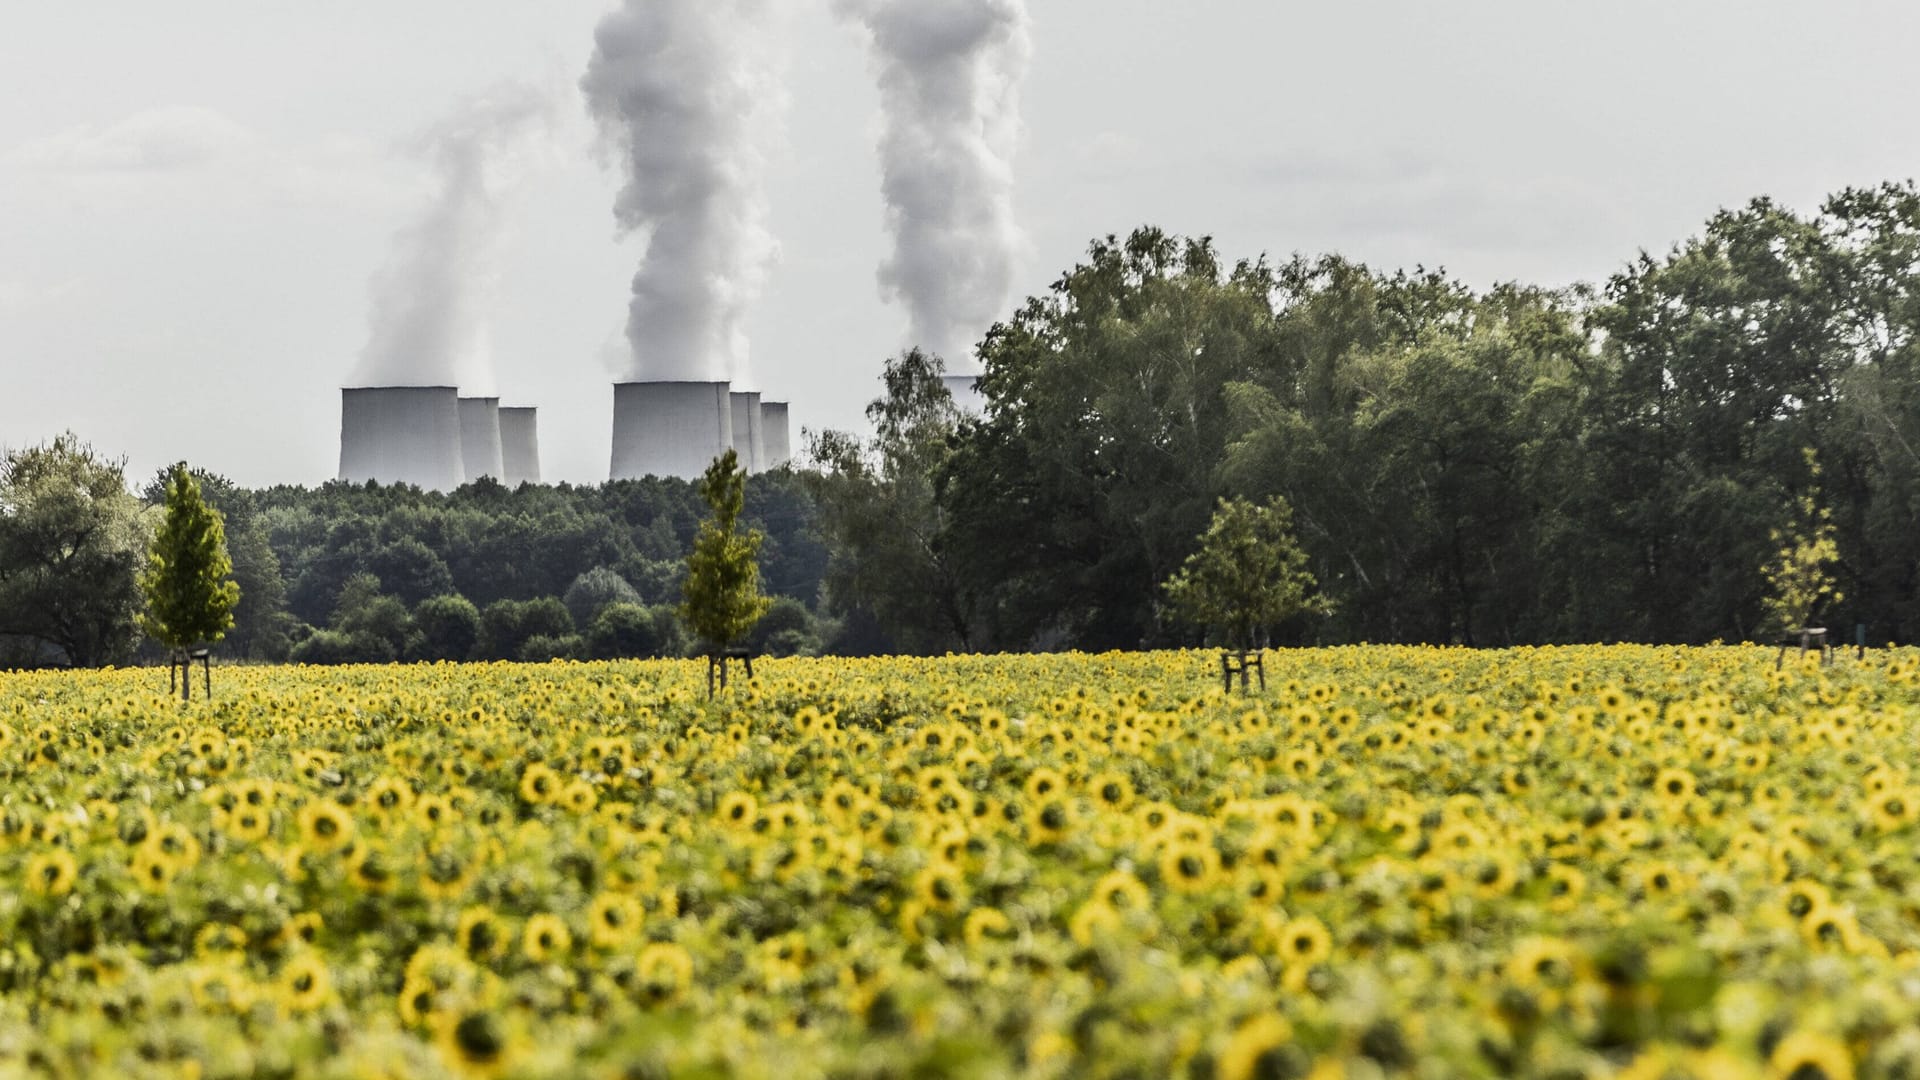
(3, 646, 1920, 1078)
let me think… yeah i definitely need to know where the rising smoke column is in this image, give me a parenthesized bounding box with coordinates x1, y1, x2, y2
(349, 83, 554, 395)
(582, 0, 782, 386)
(839, 0, 1031, 371)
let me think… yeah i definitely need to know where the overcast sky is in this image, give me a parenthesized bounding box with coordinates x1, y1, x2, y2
(2, 1, 1916, 488)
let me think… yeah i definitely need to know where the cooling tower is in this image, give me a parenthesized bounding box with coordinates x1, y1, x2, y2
(340, 386, 467, 491)
(457, 397, 505, 482)
(942, 373, 986, 415)
(610, 381, 735, 482)
(499, 407, 541, 487)
(729, 390, 765, 474)
(760, 400, 791, 469)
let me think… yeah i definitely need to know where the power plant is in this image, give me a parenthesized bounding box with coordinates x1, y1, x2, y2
(339, 387, 468, 491)
(499, 407, 541, 486)
(457, 397, 505, 482)
(729, 390, 765, 473)
(331, 0, 1017, 491)
(337, 380, 802, 487)
(760, 401, 791, 469)
(610, 381, 735, 482)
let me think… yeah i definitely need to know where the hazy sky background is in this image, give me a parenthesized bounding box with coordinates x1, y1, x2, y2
(2, 1, 1916, 488)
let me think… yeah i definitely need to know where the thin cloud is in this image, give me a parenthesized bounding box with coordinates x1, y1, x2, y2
(15, 106, 253, 174)
(9, 105, 413, 211)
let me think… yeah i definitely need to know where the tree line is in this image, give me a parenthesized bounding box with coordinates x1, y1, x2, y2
(6, 182, 1920, 665)
(0, 451, 827, 668)
(808, 183, 1920, 651)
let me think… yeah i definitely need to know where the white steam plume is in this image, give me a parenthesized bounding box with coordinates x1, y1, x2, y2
(839, 0, 1031, 372)
(349, 83, 556, 396)
(582, 0, 783, 387)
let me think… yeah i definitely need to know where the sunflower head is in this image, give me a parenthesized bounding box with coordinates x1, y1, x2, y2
(522, 913, 572, 964)
(24, 849, 78, 898)
(278, 951, 332, 1015)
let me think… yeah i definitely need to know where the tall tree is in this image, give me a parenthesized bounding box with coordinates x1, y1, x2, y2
(0, 434, 152, 668)
(1222, 274, 1590, 645)
(805, 348, 974, 653)
(1162, 496, 1321, 650)
(144, 466, 289, 660)
(680, 450, 771, 668)
(1826, 183, 1920, 640)
(944, 229, 1282, 650)
(141, 464, 241, 698)
(1583, 198, 1847, 641)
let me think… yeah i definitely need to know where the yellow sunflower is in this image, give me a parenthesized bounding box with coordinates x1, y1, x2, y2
(1023, 767, 1065, 803)
(1091, 869, 1152, 913)
(1768, 1030, 1853, 1080)
(558, 778, 598, 815)
(1159, 840, 1222, 894)
(130, 846, 178, 894)
(1068, 900, 1123, 947)
(1276, 915, 1333, 968)
(716, 791, 758, 831)
(522, 913, 572, 963)
(586, 892, 643, 950)
(434, 1006, 526, 1079)
(456, 907, 508, 964)
(1025, 797, 1076, 845)
(364, 776, 415, 819)
(296, 800, 355, 854)
(962, 907, 1013, 950)
(517, 763, 560, 806)
(24, 849, 78, 898)
(1217, 1014, 1295, 1080)
(1868, 788, 1918, 833)
(277, 950, 332, 1015)
(635, 942, 694, 1005)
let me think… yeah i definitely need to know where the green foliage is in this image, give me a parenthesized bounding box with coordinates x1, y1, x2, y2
(330, 573, 413, 662)
(588, 602, 684, 660)
(0, 433, 152, 667)
(517, 633, 584, 663)
(288, 629, 376, 666)
(1162, 496, 1322, 650)
(747, 596, 818, 657)
(1759, 451, 1844, 635)
(249, 472, 820, 631)
(805, 348, 972, 653)
(680, 450, 771, 653)
(412, 594, 482, 662)
(563, 567, 643, 630)
(366, 539, 455, 608)
(942, 230, 1281, 649)
(478, 598, 573, 661)
(139, 463, 241, 654)
(145, 466, 290, 660)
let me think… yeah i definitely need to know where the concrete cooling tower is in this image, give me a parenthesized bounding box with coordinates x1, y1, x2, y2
(729, 390, 764, 473)
(340, 386, 467, 491)
(760, 401, 791, 469)
(942, 373, 986, 415)
(499, 407, 541, 486)
(458, 397, 505, 483)
(610, 381, 735, 482)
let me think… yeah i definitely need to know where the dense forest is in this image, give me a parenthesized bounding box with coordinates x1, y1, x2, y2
(187, 473, 829, 665)
(6, 183, 1920, 666)
(814, 183, 1920, 652)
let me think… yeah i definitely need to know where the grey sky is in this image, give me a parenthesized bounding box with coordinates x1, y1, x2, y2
(1, 1, 1915, 487)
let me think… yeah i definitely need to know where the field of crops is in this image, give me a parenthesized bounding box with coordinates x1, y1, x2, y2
(2, 646, 1918, 1078)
